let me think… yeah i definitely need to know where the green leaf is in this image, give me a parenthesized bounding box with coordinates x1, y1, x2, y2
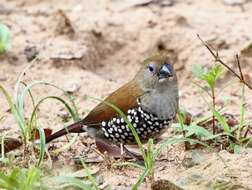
(192, 64, 223, 89)
(154, 137, 209, 158)
(211, 108, 231, 133)
(185, 123, 213, 137)
(0, 24, 11, 54)
(192, 64, 206, 79)
(234, 144, 241, 154)
(203, 64, 223, 88)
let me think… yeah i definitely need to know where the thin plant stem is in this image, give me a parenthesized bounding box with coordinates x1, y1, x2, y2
(211, 87, 216, 134)
(236, 54, 244, 81)
(243, 126, 251, 138)
(238, 84, 245, 141)
(177, 111, 192, 150)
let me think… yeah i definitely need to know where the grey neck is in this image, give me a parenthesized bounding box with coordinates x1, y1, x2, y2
(139, 83, 178, 120)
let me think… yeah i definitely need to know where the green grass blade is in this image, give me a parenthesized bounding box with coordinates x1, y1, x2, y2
(36, 127, 45, 167)
(0, 85, 26, 139)
(30, 96, 78, 126)
(42, 83, 80, 120)
(20, 82, 38, 140)
(211, 108, 231, 133)
(54, 176, 94, 190)
(131, 169, 148, 190)
(23, 167, 41, 190)
(204, 132, 235, 141)
(146, 139, 154, 176)
(14, 58, 38, 102)
(79, 159, 99, 190)
(154, 137, 209, 158)
(18, 81, 48, 121)
(30, 96, 79, 154)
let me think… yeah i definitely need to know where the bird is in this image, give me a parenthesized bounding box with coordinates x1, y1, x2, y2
(46, 53, 179, 157)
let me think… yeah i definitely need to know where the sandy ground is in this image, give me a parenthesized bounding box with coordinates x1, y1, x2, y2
(1, 0, 252, 189)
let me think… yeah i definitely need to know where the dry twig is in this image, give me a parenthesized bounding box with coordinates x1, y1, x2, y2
(197, 34, 252, 90)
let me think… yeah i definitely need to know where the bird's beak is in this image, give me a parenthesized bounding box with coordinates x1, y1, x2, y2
(158, 64, 173, 82)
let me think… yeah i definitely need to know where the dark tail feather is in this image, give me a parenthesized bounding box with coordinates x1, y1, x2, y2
(46, 120, 85, 143)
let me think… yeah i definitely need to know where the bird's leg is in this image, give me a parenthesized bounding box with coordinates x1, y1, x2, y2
(96, 138, 126, 158)
(122, 145, 144, 165)
(120, 143, 124, 155)
(119, 143, 127, 162)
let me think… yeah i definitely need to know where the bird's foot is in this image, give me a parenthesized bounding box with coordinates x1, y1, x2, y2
(95, 139, 144, 165)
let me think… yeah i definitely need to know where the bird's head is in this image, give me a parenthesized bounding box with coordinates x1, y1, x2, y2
(135, 53, 179, 119)
(136, 53, 177, 92)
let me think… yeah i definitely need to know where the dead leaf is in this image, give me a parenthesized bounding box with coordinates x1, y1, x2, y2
(0, 137, 22, 153)
(54, 9, 75, 37)
(151, 179, 184, 190)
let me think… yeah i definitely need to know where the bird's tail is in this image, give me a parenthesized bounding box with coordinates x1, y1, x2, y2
(45, 120, 85, 143)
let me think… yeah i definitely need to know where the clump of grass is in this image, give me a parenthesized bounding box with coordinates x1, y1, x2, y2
(192, 64, 223, 134)
(0, 61, 80, 166)
(0, 164, 101, 190)
(0, 167, 45, 190)
(0, 62, 100, 189)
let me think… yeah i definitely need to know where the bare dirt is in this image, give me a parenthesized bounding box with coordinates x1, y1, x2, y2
(1, 0, 252, 189)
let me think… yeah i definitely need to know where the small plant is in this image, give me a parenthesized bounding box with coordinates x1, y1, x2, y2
(191, 63, 251, 152)
(186, 35, 252, 152)
(0, 23, 11, 54)
(192, 64, 223, 134)
(0, 167, 45, 190)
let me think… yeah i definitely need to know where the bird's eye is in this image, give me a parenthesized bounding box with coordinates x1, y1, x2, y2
(148, 63, 155, 73)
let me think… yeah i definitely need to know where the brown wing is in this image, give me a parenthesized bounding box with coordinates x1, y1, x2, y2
(83, 80, 143, 125)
